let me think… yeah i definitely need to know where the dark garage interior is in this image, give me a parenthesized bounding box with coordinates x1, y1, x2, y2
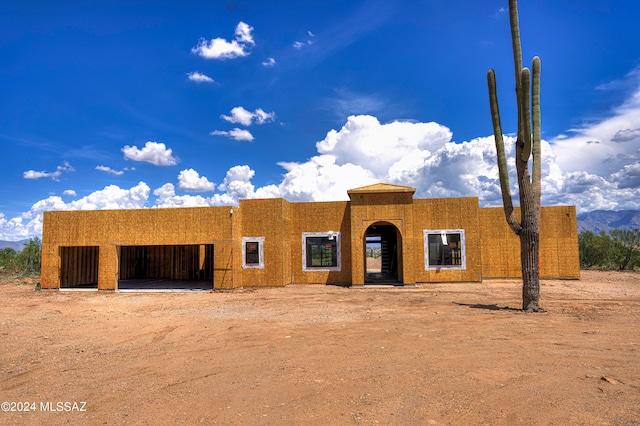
(118, 244, 214, 290)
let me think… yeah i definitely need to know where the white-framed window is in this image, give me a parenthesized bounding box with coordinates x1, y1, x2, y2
(302, 232, 341, 272)
(423, 229, 466, 270)
(242, 237, 265, 269)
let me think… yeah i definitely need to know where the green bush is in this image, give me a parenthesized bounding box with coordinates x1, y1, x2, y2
(579, 229, 640, 270)
(0, 237, 42, 276)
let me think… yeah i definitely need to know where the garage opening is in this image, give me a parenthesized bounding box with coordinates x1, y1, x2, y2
(60, 246, 99, 289)
(118, 244, 214, 290)
(364, 223, 402, 285)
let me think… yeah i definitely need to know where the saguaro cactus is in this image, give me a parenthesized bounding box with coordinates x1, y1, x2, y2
(487, 0, 542, 311)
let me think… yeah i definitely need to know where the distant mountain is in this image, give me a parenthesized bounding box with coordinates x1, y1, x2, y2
(577, 210, 640, 233)
(0, 239, 29, 252)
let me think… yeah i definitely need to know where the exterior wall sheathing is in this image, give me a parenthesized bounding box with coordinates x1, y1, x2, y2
(479, 206, 580, 279)
(41, 184, 580, 290)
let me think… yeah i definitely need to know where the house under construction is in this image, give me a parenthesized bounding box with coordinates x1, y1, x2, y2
(40, 183, 580, 290)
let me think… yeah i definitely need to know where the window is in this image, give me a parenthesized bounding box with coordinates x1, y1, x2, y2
(423, 230, 466, 270)
(242, 237, 264, 269)
(302, 232, 341, 271)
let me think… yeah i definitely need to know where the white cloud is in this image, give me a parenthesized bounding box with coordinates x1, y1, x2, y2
(316, 115, 452, 176)
(122, 141, 178, 166)
(0, 182, 150, 239)
(262, 57, 276, 67)
(153, 183, 212, 208)
(217, 165, 256, 200)
(96, 165, 124, 176)
(210, 128, 254, 141)
(273, 114, 640, 213)
(191, 21, 254, 60)
(221, 106, 254, 126)
(62, 189, 77, 197)
(610, 162, 640, 189)
(220, 106, 275, 126)
(277, 155, 376, 202)
(177, 168, 215, 192)
(293, 41, 305, 49)
(254, 108, 275, 125)
(64, 182, 150, 211)
(187, 71, 214, 83)
(551, 69, 640, 177)
(23, 161, 74, 181)
(151, 165, 279, 208)
(7, 69, 640, 241)
(234, 22, 254, 45)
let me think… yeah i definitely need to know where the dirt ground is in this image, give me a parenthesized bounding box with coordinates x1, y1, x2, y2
(1, 271, 639, 425)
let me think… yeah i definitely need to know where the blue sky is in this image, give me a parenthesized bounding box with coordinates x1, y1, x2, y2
(2, 0, 640, 240)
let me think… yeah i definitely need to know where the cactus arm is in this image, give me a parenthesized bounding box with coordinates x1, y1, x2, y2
(509, 0, 523, 85)
(520, 67, 532, 162)
(488, 69, 522, 234)
(531, 56, 542, 204)
(509, 0, 524, 141)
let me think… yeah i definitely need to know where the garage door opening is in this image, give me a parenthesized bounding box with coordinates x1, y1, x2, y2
(60, 246, 99, 290)
(118, 245, 214, 291)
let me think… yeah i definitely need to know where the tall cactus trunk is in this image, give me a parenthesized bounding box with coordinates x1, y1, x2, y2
(487, 0, 542, 312)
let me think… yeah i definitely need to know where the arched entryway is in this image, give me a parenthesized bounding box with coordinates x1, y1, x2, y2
(364, 222, 403, 284)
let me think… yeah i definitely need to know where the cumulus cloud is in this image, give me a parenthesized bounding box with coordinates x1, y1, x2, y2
(122, 141, 178, 166)
(210, 128, 254, 141)
(220, 106, 275, 126)
(612, 128, 640, 143)
(62, 189, 77, 197)
(177, 169, 215, 192)
(153, 183, 212, 208)
(150, 165, 279, 208)
(96, 165, 124, 176)
(23, 161, 74, 181)
(610, 162, 640, 189)
(191, 21, 254, 60)
(272, 114, 640, 212)
(277, 155, 375, 202)
(0, 182, 150, 239)
(7, 70, 640, 241)
(187, 71, 214, 83)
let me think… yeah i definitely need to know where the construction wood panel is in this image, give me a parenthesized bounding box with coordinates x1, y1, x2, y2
(412, 197, 482, 283)
(479, 206, 580, 279)
(41, 184, 580, 289)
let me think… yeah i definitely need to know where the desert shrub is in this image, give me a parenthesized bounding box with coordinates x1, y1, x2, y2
(579, 229, 640, 270)
(0, 238, 42, 276)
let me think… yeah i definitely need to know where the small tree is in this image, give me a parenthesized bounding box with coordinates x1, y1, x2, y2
(487, 0, 542, 311)
(0, 247, 19, 273)
(609, 229, 640, 270)
(16, 237, 42, 275)
(578, 231, 611, 269)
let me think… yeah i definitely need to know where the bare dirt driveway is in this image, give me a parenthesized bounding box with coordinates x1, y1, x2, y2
(1, 271, 639, 425)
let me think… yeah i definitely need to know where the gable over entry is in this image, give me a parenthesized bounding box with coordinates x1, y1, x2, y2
(347, 183, 416, 286)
